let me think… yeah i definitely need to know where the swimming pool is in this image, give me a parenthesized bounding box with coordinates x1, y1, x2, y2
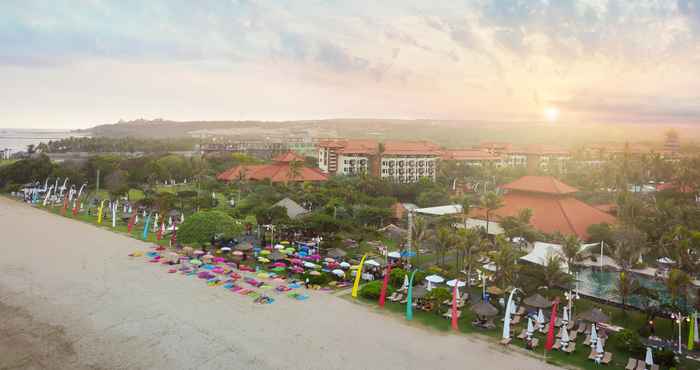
(574, 268, 695, 311)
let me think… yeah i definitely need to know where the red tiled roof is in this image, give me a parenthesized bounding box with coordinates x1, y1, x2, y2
(217, 163, 327, 183)
(509, 144, 570, 156)
(273, 151, 305, 163)
(470, 192, 617, 240)
(382, 140, 441, 156)
(441, 149, 502, 161)
(501, 176, 579, 195)
(318, 139, 378, 154)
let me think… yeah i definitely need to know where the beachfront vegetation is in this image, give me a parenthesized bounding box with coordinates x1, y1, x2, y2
(178, 210, 243, 244)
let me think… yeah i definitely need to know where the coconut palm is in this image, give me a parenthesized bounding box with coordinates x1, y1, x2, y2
(665, 268, 692, 308)
(660, 225, 700, 274)
(412, 214, 427, 265)
(612, 271, 640, 306)
(434, 226, 454, 266)
(456, 227, 482, 282)
(611, 226, 647, 272)
(480, 191, 503, 235)
(288, 160, 303, 182)
(489, 236, 520, 289)
(560, 234, 582, 272)
(539, 254, 572, 289)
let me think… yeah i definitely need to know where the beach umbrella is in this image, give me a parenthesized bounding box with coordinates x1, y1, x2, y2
(232, 250, 243, 256)
(274, 244, 285, 250)
(446, 279, 466, 288)
(203, 254, 214, 259)
(425, 274, 445, 284)
(194, 250, 205, 256)
(365, 259, 381, 267)
(281, 241, 290, 244)
(537, 309, 545, 328)
(271, 267, 286, 273)
(326, 248, 347, 258)
(308, 254, 322, 261)
(290, 258, 303, 265)
(190, 259, 202, 266)
(257, 272, 269, 279)
(303, 261, 318, 269)
(291, 266, 304, 274)
(590, 324, 598, 346)
(562, 306, 570, 324)
(221, 247, 232, 252)
(645, 347, 653, 367)
(309, 270, 321, 276)
(578, 308, 610, 323)
(324, 257, 335, 263)
(339, 261, 351, 269)
(524, 293, 550, 309)
(235, 242, 254, 251)
(258, 257, 270, 263)
(332, 269, 345, 277)
(560, 327, 570, 347)
(526, 317, 534, 339)
(471, 301, 498, 317)
(260, 250, 271, 255)
(387, 251, 402, 259)
(268, 252, 284, 260)
(271, 262, 286, 268)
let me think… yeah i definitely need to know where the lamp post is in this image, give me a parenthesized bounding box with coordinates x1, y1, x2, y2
(671, 312, 690, 354)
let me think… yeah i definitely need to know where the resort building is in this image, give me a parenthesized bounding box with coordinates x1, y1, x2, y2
(470, 175, 617, 240)
(440, 149, 503, 167)
(317, 139, 441, 183)
(217, 151, 327, 183)
(475, 143, 570, 173)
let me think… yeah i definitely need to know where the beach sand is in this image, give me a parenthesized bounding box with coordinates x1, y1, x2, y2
(0, 197, 561, 370)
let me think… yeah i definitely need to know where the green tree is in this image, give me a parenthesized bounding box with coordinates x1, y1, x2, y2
(665, 268, 692, 309)
(489, 236, 520, 289)
(434, 226, 454, 266)
(177, 210, 243, 244)
(480, 191, 503, 235)
(611, 226, 647, 272)
(613, 271, 640, 307)
(560, 234, 582, 272)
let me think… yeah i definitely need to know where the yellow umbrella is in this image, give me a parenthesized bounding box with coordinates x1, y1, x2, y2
(258, 257, 270, 263)
(260, 250, 271, 255)
(281, 241, 290, 244)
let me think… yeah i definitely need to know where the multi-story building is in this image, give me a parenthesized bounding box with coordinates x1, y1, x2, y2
(477, 143, 570, 173)
(380, 141, 441, 183)
(317, 139, 440, 183)
(440, 149, 503, 167)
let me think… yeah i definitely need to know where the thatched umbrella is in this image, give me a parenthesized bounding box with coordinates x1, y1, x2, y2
(471, 301, 499, 317)
(486, 286, 504, 295)
(327, 248, 347, 258)
(411, 285, 428, 299)
(577, 308, 610, 323)
(524, 293, 551, 309)
(235, 242, 254, 252)
(380, 224, 407, 241)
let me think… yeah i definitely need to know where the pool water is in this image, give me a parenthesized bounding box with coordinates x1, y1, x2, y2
(575, 269, 695, 311)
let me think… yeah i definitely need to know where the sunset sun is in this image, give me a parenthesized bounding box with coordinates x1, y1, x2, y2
(544, 106, 560, 123)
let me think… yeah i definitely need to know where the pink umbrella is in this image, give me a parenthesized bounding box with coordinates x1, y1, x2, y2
(291, 266, 304, 274)
(309, 254, 322, 260)
(271, 262, 287, 268)
(290, 258, 303, 265)
(213, 257, 225, 263)
(194, 250, 205, 255)
(212, 267, 225, 274)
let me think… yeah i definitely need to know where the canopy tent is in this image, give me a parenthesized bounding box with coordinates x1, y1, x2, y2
(471, 301, 498, 317)
(519, 242, 570, 273)
(272, 197, 309, 219)
(524, 293, 550, 309)
(387, 251, 402, 259)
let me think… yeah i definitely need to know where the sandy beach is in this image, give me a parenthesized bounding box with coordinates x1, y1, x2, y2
(0, 197, 561, 370)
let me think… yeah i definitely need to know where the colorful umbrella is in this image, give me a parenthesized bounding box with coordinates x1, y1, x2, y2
(309, 271, 321, 276)
(271, 262, 287, 268)
(332, 269, 345, 277)
(258, 257, 270, 263)
(190, 259, 202, 266)
(339, 261, 351, 269)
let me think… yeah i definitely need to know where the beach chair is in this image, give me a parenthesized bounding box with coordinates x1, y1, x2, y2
(528, 338, 539, 350)
(601, 352, 613, 365)
(500, 337, 512, 346)
(552, 341, 562, 350)
(567, 320, 576, 331)
(577, 322, 587, 334)
(650, 365, 659, 370)
(583, 335, 591, 346)
(634, 361, 645, 370)
(517, 329, 528, 340)
(585, 324, 592, 335)
(569, 330, 578, 341)
(516, 306, 526, 316)
(562, 343, 576, 354)
(625, 358, 639, 370)
(588, 349, 597, 361)
(388, 292, 398, 301)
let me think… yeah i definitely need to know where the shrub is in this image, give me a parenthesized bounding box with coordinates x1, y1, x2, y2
(303, 272, 330, 286)
(654, 349, 676, 368)
(177, 210, 242, 244)
(390, 268, 407, 288)
(425, 287, 451, 304)
(359, 281, 393, 300)
(614, 329, 644, 357)
(413, 271, 427, 286)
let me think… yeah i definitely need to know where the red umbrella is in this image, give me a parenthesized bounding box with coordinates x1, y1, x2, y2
(271, 262, 287, 268)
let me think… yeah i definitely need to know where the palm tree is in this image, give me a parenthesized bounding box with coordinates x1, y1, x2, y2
(434, 226, 454, 266)
(412, 214, 427, 265)
(480, 191, 503, 235)
(489, 236, 520, 289)
(665, 268, 692, 308)
(660, 225, 700, 274)
(560, 234, 582, 273)
(288, 160, 303, 183)
(539, 254, 572, 289)
(613, 271, 640, 306)
(458, 228, 483, 286)
(611, 226, 647, 272)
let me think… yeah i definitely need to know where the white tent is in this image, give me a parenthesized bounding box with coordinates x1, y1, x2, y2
(520, 241, 570, 273)
(645, 347, 654, 367)
(414, 204, 462, 216)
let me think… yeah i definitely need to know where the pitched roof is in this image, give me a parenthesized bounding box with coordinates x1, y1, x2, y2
(217, 163, 327, 183)
(383, 140, 441, 156)
(273, 197, 308, 218)
(272, 151, 305, 163)
(318, 139, 378, 154)
(501, 176, 579, 195)
(470, 191, 616, 239)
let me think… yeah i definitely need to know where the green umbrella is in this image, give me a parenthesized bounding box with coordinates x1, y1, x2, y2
(271, 267, 286, 273)
(190, 259, 202, 266)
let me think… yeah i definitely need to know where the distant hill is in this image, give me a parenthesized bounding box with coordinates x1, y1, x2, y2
(82, 118, 697, 148)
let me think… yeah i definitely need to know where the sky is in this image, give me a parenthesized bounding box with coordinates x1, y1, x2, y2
(1, 0, 700, 129)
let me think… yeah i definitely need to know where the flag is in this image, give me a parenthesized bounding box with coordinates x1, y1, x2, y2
(97, 200, 105, 224)
(142, 213, 151, 240)
(378, 263, 392, 308)
(111, 201, 117, 228)
(351, 254, 367, 298)
(127, 212, 137, 233)
(451, 283, 459, 331)
(171, 218, 178, 245)
(406, 269, 418, 321)
(689, 312, 696, 351)
(72, 198, 80, 216)
(545, 300, 559, 351)
(503, 289, 518, 340)
(156, 222, 164, 241)
(60, 193, 69, 216)
(694, 312, 699, 344)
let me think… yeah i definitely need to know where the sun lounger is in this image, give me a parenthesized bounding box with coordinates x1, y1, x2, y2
(443, 311, 462, 320)
(528, 338, 539, 350)
(562, 343, 576, 354)
(567, 320, 575, 330)
(510, 315, 521, 326)
(588, 349, 597, 361)
(625, 358, 639, 370)
(635, 361, 645, 370)
(517, 329, 528, 340)
(569, 330, 578, 341)
(583, 335, 591, 346)
(500, 337, 512, 346)
(552, 341, 562, 350)
(576, 322, 587, 334)
(585, 324, 592, 334)
(516, 306, 526, 316)
(601, 352, 613, 365)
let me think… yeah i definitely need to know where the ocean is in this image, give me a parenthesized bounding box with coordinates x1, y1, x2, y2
(0, 128, 86, 154)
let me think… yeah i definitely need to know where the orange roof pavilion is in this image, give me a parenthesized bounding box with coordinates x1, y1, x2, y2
(470, 176, 616, 240)
(217, 151, 327, 183)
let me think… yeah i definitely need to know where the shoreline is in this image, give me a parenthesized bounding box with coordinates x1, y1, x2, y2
(0, 197, 562, 370)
